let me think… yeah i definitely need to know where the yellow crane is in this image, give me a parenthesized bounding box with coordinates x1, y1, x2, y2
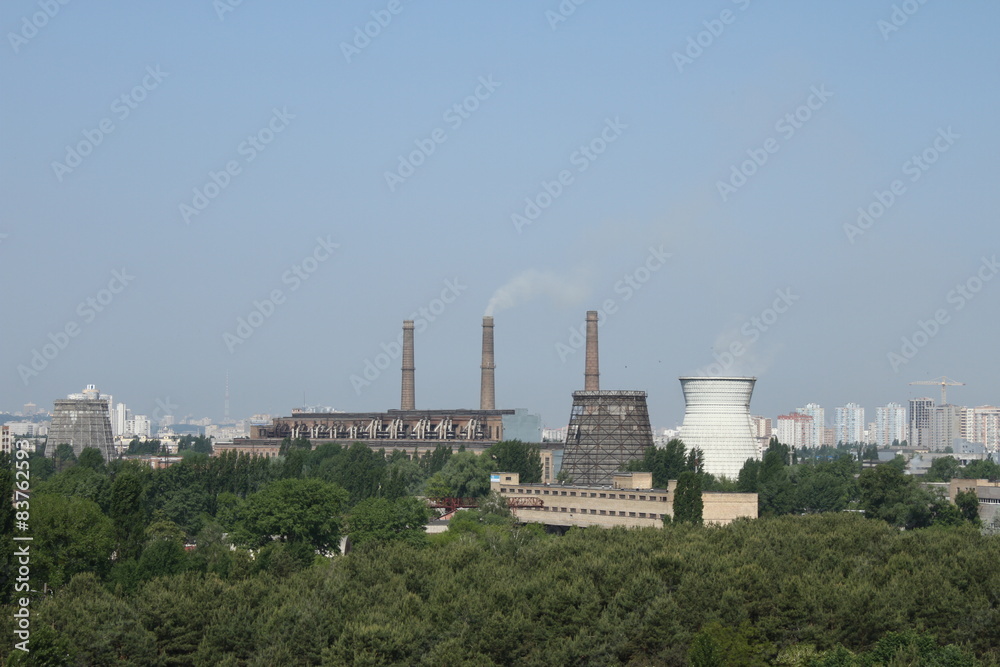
(909, 376, 965, 405)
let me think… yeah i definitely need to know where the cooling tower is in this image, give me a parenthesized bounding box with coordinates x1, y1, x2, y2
(678, 377, 758, 479)
(401, 320, 415, 410)
(47, 384, 116, 461)
(480, 316, 496, 410)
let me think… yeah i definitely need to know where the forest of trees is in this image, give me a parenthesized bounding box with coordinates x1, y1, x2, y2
(2, 437, 998, 665)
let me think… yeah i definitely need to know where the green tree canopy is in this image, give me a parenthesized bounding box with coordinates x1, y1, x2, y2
(238, 478, 349, 553)
(486, 440, 542, 483)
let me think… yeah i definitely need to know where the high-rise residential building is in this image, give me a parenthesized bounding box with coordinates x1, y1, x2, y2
(875, 402, 907, 447)
(930, 404, 963, 451)
(963, 406, 1000, 453)
(776, 413, 813, 449)
(112, 402, 130, 437)
(909, 397, 934, 449)
(750, 416, 772, 457)
(835, 403, 865, 445)
(823, 427, 835, 448)
(795, 403, 824, 448)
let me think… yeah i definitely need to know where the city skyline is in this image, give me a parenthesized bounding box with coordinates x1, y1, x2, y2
(3, 3, 999, 431)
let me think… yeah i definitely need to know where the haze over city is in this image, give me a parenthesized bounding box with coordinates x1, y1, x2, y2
(3, 1, 999, 430)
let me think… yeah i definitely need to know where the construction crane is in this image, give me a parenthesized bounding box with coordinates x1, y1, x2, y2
(909, 376, 965, 405)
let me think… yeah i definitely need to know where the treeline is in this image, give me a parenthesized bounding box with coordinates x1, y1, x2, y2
(2, 513, 998, 665)
(0, 439, 543, 600)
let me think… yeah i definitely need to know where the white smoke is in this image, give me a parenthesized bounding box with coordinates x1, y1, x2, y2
(485, 269, 590, 316)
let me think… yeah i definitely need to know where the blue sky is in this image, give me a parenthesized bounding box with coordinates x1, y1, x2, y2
(2, 1, 999, 430)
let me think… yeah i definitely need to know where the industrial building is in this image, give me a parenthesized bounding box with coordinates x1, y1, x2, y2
(221, 317, 541, 457)
(47, 384, 116, 461)
(678, 376, 758, 480)
(560, 311, 655, 486)
(491, 471, 758, 528)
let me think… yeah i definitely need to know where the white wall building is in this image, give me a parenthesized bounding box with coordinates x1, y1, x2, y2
(795, 403, 824, 448)
(875, 402, 907, 447)
(835, 403, 865, 445)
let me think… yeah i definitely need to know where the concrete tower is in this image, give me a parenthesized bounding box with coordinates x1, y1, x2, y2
(480, 316, 496, 410)
(401, 320, 415, 410)
(678, 377, 758, 479)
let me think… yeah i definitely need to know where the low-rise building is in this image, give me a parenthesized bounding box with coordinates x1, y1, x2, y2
(949, 478, 1000, 527)
(491, 471, 757, 529)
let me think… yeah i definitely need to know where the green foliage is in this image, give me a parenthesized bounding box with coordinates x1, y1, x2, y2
(486, 440, 542, 483)
(178, 434, 214, 454)
(238, 477, 349, 553)
(52, 443, 76, 472)
(627, 439, 691, 488)
(32, 494, 115, 588)
(423, 451, 494, 498)
(673, 471, 704, 525)
(955, 490, 980, 524)
(349, 496, 432, 549)
(926, 456, 962, 482)
(962, 458, 1000, 481)
(108, 472, 148, 561)
(126, 437, 163, 455)
(76, 446, 106, 470)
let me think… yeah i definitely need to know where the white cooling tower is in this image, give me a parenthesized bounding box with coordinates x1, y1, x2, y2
(678, 377, 758, 480)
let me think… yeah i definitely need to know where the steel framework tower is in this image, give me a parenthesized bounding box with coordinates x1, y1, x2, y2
(559, 310, 653, 486)
(561, 390, 654, 486)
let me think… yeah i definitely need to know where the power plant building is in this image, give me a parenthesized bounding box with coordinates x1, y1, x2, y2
(224, 317, 537, 456)
(678, 376, 758, 480)
(47, 384, 116, 461)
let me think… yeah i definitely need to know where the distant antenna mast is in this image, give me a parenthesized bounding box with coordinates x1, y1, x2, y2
(225, 371, 231, 422)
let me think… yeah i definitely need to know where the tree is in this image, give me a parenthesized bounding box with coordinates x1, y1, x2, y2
(77, 446, 105, 470)
(349, 497, 432, 549)
(33, 494, 115, 587)
(955, 489, 980, 524)
(423, 451, 494, 498)
(757, 443, 793, 516)
(108, 472, 148, 561)
(736, 458, 760, 493)
(858, 463, 933, 529)
(53, 443, 76, 472)
(487, 440, 542, 483)
(627, 439, 690, 488)
(962, 459, 1000, 481)
(239, 478, 349, 553)
(926, 456, 961, 482)
(672, 471, 703, 525)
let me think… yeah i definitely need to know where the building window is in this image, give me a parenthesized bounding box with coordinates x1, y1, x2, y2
(639, 513, 646, 518)
(599, 510, 606, 515)
(599, 493, 606, 498)
(561, 507, 567, 512)
(629, 512, 636, 517)
(619, 494, 626, 499)
(570, 492, 576, 497)
(544, 490, 549, 495)
(535, 489, 541, 494)
(590, 492, 597, 498)
(639, 495, 646, 501)
(619, 511, 626, 517)
(629, 495, 636, 500)
(561, 491, 567, 496)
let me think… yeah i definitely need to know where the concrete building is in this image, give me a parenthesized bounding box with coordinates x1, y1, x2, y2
(47, 384, 116, 460)
(875, 402, 907, 447)
(678, 377, 758, 479)
(795, 403, 824, 448)
(776, 413, 813, 450)
(962, 406, 1000, 453)
(835, 403, 865, 445)
(491, 471, 757, 529)
(930, 404, 963, 452)
(949, 478, 1000, 528)
(909, 397, 934, 449)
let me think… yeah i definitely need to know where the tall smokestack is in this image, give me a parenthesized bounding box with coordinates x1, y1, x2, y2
(480, 316, 495, 410)
(401, 320, 415, 410)
(585, 310, 599, 390)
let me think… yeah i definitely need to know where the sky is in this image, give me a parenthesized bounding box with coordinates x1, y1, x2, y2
(2, 1, 999, 431)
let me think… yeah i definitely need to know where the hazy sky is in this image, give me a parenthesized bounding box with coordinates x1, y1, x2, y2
(3, 1, 999, 430)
